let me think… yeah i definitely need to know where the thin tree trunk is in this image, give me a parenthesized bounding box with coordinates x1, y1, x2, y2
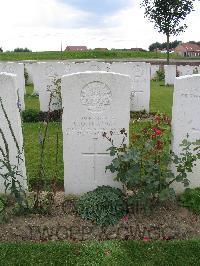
(166, 33, 170, 64)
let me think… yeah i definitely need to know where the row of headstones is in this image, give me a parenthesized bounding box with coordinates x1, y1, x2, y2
(151, 64, 200, 85)
(0, 71, 200, 194)
(26, 61, 151, 113)
(0, 61, 199, 114)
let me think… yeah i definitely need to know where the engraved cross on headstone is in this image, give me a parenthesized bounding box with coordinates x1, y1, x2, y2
(82, 136, 109, 181)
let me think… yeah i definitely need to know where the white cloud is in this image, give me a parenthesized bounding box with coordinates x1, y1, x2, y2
(0, 0, 199, 51)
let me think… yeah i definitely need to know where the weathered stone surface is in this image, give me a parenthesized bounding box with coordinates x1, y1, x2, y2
(177, 65, 194, 76)
(0, 62, 25, 110)
(61, 71, 132, 195)
(109, 62, 150, 112)
(172, 74, 200, 192)
(151, 65, 160, 79)
(164, 65, 177, 85)
(33, 62, 65, 111)
(71, 61, 110, 73)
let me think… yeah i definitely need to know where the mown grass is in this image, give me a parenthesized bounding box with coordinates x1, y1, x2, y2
(0, 240, 200, 265)
(23, 81, 173, 188)
(25, 84, 40, 110)
(150, 80, 174, 118)
(0, 50, 185, 61)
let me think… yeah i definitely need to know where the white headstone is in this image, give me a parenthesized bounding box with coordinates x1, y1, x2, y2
(172, 75, 200, 192)
(0, 62, 25, 110)
(71, 61, 110, 73)
(164, 65, 177, 85)
(109, 62, 150, 112)
(24, 62, 34, 84)
(0, 73, 27, 193)
(61, 71, 132, 195)
(151, 65, 160, 79)
(34, 62, 65, 111)
(177, 65, 194, 76)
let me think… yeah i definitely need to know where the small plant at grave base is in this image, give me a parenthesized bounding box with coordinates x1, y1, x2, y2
(75, 186, 127, 227)
(103, 114, 200, 212)
(180, 187, 200, 215)
(30, 85, 63, 214)
(22, 109, 40, 123)
(154, 69, 165, 81)
(193, 67, 199, 75)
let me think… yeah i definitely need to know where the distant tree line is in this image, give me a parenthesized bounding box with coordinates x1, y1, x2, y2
(149, 40, 181, 51)
(13, 48, 32, 52)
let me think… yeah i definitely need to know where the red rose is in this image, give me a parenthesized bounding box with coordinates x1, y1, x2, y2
(152, 128, 162, 136)
(143, 236, 150, 241)
(122, 215, 129, 222)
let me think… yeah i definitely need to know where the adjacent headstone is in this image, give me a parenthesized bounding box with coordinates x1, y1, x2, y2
(109, 62, 150, 112)
(34, 62, 65, 111)
(151, 65, 160, 79)
(0, 73, 27, 193)
(24, 62, 35, 84)
(71, 61, 110, 73)
(0, 62, 25, 110)
(172, 74, 200, 192)
(164, 65, 177, 85)
(177, 65, 194, 76)
(62, 71, 132, 195)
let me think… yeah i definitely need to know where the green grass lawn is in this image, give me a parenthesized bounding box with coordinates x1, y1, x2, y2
(23, 80, 174, 188)
(0, 50, 185, 61)
(25, 84, 40, 110)
(150, 81, 174, 118)
(1, 240, 200, 266)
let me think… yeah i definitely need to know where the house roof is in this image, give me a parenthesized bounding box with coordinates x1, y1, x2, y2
(176, 43, 200, 51)
(65, 46, 87, 51)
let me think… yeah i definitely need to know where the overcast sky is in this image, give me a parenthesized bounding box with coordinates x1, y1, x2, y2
(0, 0, 199, 51)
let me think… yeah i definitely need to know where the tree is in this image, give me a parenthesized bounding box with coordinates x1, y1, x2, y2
(141, 0, 197, 63)
(0, 47, 3, 53)
(149, 40, 181, 51)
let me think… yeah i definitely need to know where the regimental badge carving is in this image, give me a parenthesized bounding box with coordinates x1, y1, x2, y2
(80, 81, 112, 112)
(45, 65, 57, 77)
(2, 65, 15, 73)
(132, 65, 144, 80)
(0, 75, 11, 84)
(65, 64, 71, 73)
(89, 64, 101, 71)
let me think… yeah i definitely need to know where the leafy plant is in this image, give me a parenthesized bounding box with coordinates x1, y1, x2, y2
(22, 109, 40, 122)
(104, 114, 200, 210)
(154, 69, 165, 81)
(75, 186, 127, 226)
(180, 187, 200, 214)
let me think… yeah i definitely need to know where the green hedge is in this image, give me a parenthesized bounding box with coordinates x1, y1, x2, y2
(0, 240, 200, 265)
(22, 109, 62, 123)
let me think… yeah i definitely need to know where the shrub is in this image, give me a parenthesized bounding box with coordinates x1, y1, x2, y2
(104, 114, 200, 211)
(154, 69, 165, 81)
(75, 186, 127, 226)
(22, 109, 39, 122)
(22, 109, 62, 123)
(180, 188, 200, 214)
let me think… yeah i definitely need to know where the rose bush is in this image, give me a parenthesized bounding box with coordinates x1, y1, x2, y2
(104, 114, 200, 211)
